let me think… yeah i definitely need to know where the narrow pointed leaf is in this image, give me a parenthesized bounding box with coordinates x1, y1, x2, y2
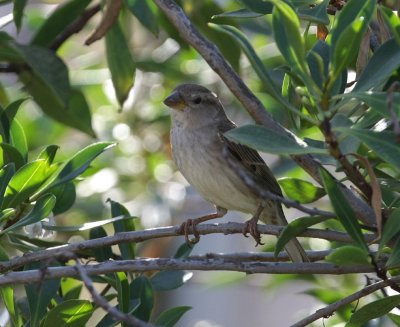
(225, 125, 327, 155)
(89, 227, 113, 262)
(326, 245, 371, 265)
(212, 8, 263, 19)
(0, 163, 14, 208)
(0, 143, 24, 170)
(1, 193, 56, 234)
(379, 209, 400, 253)
(12, 0, 27, 31)
(154, 306, 192, 327)
(320, 169, 368, 252)
(130, 276, 154, 322)
(41, 300, 93, 327)
(279, 178, 325, 203)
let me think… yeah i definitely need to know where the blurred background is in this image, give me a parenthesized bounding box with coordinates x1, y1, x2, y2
(0, 1, 377, 326)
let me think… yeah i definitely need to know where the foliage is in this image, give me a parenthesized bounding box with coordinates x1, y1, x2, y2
(0, 0, 399, 326)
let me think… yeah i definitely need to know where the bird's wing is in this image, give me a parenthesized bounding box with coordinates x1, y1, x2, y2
(218, 119, 283, 196)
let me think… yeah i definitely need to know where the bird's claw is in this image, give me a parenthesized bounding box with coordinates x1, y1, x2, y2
(243, 216, 264, 247)
(179, 219, 200, 247)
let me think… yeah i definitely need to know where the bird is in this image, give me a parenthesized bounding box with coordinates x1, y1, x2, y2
(164, 83, 309, 263)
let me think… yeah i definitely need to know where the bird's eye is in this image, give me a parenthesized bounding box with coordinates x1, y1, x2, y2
(193, 97, 202, 104)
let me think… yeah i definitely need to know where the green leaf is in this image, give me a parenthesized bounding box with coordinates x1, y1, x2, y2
(174, 243, 193, 258)
(238, 0, 272, 14)
(346, 295, 400, 327)
(326, 245, 371, 265)
(379, 209, 400, 253)
(124, 0, 158, 35)
(1, 193, 56, 234)
(340, 92, 400, 118)
(115, 272, 130, 322)
(154, 306, 192, 327)
(105, 21, 136, 107)
(9, 118, 28, 161)
(2, 159, 50, 209)
(130, 275, 154, 322)
(297, 0, 329, 25)
(12, 0, 27, 31)
(275, 216, 330, 257)
(271, 0, 308, 77)
(49, 142, 115, 189)
(212, 8, 263, 19)
(334, 128, 400, 171)
(0, 98, 26, 142)
(41, 300, 93, 327)
(151, 271, 193, 292)
(0, 143, 24, 170)
(0, 286, 18, 327)
(225, 125, 327, 155)
(0, 208, 16, 223)
(31, 0, 93, 47)
(89, 227, 113, 262)
(386, 238, 400, 268)
(380, 6, 400, 46)
(329, 0, 375, 81)
(52, 182, 76, 215)
(279, 178, 325, 203)
(388, 313, 400, 326)
(38, 145, 59, 165)
(354, 39, 400, 92)
(109, 199, 135, 260)
(12, 43, 70, 109)
(320, 168, 368, 252)
(25, 263, 60, 327)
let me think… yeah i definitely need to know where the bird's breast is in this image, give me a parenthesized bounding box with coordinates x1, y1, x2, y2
(170, 125, 258, 213)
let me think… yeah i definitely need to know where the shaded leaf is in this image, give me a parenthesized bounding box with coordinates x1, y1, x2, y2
(25, 263, 60, 327)
(279, 178, 325, 203)
(124, 0, 158, 35)
(326, 245, 371, 265)
(1, 193, 56, 234)
(105, 21, 136, 107)
(320, 169, 368, 251)
(52, 182, 76, 215)
(115, 272, 130, 323)
(380, 6, 400, 46)
(354, 39, 400, 92)
(386, 238, 400, 268)
(31, 0, 93, 47)
(275, 216, 330, 257)
(379, 208, 400, 253)
(151, 271, 193, 292)
(0, 286, 18, 327)
(297, 0, 329, 25)
(334, 128, 400, 171)
(212, 8, 262, 19)
(154, 306, 192, 327)
(130, 275, 154, 322)
(42, 300, 93, 327)
(89, 226, 113, 262)
(38, 145, 59, 165)
(225, 125, 327, 155)
(109, 199, 135, 260)
(346, 295, 400, 327)
(238, 0, 272, 14)
(9, 118, 27, 162)
(12, 0, 27, 31)
(0, 143, 24, 170)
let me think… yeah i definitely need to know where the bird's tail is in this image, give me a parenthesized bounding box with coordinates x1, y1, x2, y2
(262, 204, 309, 263)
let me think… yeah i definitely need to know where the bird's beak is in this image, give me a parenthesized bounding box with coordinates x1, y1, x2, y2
(163, 91, 186, 110)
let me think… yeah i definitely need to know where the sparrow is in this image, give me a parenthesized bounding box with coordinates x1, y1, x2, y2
(164, 83, 308, 263)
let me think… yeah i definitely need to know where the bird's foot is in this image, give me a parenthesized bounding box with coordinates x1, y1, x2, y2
(242, 216, 264, 246)
(179, 207, 227, 247)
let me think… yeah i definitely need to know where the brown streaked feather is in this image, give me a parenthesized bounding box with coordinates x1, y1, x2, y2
(217, 120, 283, 196)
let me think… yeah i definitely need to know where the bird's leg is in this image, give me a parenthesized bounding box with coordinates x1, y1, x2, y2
(243, 203, 265, 246)
(180, 206, 227, 246)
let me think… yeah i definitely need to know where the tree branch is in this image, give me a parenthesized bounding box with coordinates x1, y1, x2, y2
(291, 275, 400, 327)
(0, 258, 376, 287)
(0, 223, 376, 273)
(152, 0, 376, 227)
(75, 259, 154, 327)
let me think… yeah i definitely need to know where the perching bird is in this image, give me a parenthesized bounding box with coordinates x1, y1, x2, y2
(164, 83, 308, 263)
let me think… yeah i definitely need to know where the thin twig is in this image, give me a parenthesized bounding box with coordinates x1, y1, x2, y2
(291, 275, 400, 327)
(74, 259, 154, 327)
(152, 0, 376, 227)
(0, 223, 376, 273)
(0, 259, 376, 287)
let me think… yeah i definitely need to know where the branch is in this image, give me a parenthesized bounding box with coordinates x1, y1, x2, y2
(0, 258, 376, 287)
(75, 259, 154, 327)
(291, 275, 400, 327)
(152, 0, 376, 227)
(0, 223, 376, 273)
